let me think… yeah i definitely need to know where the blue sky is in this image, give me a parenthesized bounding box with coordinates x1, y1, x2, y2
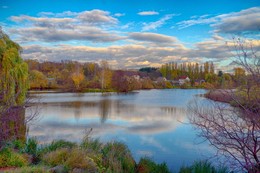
(0, 0, 259, 70)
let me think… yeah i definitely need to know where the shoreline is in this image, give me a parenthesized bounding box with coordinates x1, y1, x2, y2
(204, 89, 235, 103)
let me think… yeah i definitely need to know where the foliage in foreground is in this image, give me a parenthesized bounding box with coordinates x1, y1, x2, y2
(0, 138, 230, 173)
(179, 160, 228, 173)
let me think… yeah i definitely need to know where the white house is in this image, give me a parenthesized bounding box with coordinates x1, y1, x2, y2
(178, 76, 190, 85)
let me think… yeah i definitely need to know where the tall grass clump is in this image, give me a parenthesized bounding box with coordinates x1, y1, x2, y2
(102, 141, 136, 173)
(81, 137, 103, 153)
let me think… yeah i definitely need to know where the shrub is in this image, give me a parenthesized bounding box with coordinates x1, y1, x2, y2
(3, 140, 25, 152)
(24, 138, 38, 155)
(137, 157, 170, 173)
(102, 142, 136, 173)
(40, 140, 76, 154)
(0, 148, 28, 168)
(42, 148, 98, 172)
(65, 148, 97, 171)
(42, 148, 69, 166)
(179, 160, 229, 173)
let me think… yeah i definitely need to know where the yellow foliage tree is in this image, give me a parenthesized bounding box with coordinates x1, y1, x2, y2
(71, 72, 85, 90)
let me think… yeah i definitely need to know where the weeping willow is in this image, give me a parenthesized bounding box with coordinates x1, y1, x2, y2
(0, 31, 29, 107)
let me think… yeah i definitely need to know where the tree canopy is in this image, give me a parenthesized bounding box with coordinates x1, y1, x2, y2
(0, 30, 29, 107)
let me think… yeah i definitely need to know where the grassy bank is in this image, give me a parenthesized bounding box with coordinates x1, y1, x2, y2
(205, 89, 234, 103)
(0, 137, 229, 173)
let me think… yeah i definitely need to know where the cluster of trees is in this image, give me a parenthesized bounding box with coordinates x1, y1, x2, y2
(160, 61, 247, 89)
(25, 60, 172, 92)
(160, 62, 214, 80)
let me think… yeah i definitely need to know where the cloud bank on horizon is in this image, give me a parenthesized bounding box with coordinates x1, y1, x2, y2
(0, 0, 259, 70)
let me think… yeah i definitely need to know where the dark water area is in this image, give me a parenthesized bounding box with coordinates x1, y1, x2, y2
(26, 89, 216, 171)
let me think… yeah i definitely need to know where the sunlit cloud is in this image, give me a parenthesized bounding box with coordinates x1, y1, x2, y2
(21, 34, 247, 68)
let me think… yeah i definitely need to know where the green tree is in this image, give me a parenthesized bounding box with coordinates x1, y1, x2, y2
(29, 70, 48, 89)
(0, 31, 29, 107)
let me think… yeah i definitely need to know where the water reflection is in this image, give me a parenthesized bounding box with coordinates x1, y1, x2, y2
(27, 89, 214, 171)
(28, 100, 186, 141)
(99, 99, 110, 123)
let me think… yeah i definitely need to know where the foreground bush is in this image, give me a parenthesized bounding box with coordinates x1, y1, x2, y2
(0, 148, 28, 168)
(102, 141, 136, 173)
(6, 166, 49, 173)
(0, 138, 232, 173)
(43, 147, 97, 172)
(137, 157, 170, 173)
(179, 160, 228, 173)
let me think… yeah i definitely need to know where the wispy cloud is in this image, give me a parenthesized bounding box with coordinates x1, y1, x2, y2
(2, 6, 8, 9)
(138, 11, 159, 16)
(114, 13, 125, 17)
(177, 7, 260, 34)
(142, 14, 173, 31)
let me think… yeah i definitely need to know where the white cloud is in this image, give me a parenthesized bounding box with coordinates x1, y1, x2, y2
(138, 11, 159, 16)
(21, 35, 243, 69)
(9, 26, 123, 42)
(9, 10, 121, 43)
(77, 9, 118, 24)
(142, 14, 173, 31)
(128, 32, 178, 43)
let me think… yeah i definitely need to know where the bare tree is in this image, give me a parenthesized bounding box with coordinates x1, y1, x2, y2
(189, 38, 260, 172)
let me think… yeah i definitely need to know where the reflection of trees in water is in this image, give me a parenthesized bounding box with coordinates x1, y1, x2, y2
(0, 107, 26, 146)
(99, 99, 111, 123)
(161, 106, 186, 115)
(160, 106, 186, 122)
(72, 101, 83, 121)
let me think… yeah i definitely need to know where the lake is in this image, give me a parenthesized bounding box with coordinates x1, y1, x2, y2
(26, 89, 216, 171)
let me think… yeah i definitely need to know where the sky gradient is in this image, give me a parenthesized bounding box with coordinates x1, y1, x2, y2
(0, 0, 259, 70)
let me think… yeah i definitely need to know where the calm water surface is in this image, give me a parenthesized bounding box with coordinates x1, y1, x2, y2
(27, 89, 216, 171)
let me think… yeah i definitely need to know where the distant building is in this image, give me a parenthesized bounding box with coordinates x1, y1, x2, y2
(178, 76, 190, 85)
(132, 75, 140, 80)
(170, 80, 179, 86)
(156, 77, 167, 83)
(47, 78, 57, 87)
